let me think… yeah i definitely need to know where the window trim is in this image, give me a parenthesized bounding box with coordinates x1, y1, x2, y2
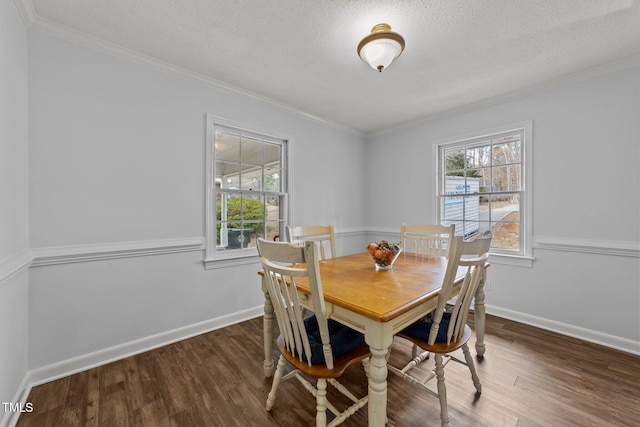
(204, 114, 293, 269)
(434, 121, 533, 267)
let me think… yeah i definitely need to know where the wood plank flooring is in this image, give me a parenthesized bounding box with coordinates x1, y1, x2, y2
(16, 314, 640, 426)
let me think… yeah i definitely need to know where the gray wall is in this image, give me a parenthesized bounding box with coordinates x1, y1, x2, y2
(0, 0, 30, 423)
(25, 30, 367, 375)
(2, 3, 639, 425)
(365, 66, 640, 347)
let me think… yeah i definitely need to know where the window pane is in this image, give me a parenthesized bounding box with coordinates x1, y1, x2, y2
(444, 148, 465, 175)
(264, 142, 281, 166)
(462, 220, 480, 238)
(442, 195, 464, 221)
(263, 168, 281, 192)
(464, 173, 482, 194)
(466, 143, 490, 169)
(215, 131, 240, 162)
(239, 163, 262, 191)
(264, 142, 282, 192)
(445, 175, 469, 196)
(264, 220, 282, 241)
(217, 194, 264, 250)
(492, 139, 521, 165)
(492, 165, 521, 191)
(462, 193, 480, 238)
(241, 137, 263, 165)
(216, 192, 241, 249)
(489, 194, 520, 251)
(265, 193, 283, 241)
(241, 194, 265, 247)
(216, 161, 240, 188)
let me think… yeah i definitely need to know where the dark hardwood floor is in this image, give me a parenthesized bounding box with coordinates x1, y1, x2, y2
(17, 314, 640, 426)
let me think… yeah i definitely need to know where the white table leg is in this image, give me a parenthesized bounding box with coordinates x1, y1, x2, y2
(365, 324, 393, 426)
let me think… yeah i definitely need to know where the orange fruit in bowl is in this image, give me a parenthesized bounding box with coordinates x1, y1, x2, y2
(367, 243, 378, 254)
(374, 249, 383, 259)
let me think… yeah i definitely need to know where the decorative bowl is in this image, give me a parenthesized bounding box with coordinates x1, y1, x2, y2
(366, 240, 402, 270)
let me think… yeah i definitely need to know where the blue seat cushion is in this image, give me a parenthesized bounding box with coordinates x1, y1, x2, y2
(301, 315, 365, 365)
(400, 312, 452, 343)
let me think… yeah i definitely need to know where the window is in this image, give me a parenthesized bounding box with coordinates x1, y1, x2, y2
(205, 116, 289, 265)
(437, 122, 532, 263)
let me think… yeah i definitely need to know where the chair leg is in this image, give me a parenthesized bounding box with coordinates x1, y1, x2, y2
(462, 343, 482, 394)
(316, 378, 328, 427)
(411, 343, 429, 360)
(434, 354, 450, 427)
(266, 355, 286, 411)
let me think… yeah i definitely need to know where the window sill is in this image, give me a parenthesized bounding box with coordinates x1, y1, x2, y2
(203, 249, 261, 270)
(488, 253, 534, 268)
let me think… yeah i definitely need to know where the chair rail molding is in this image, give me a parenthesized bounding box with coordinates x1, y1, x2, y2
(0, 249, 33, 288)
(533, 236, 640, 258)
(31, 238, 205, 267)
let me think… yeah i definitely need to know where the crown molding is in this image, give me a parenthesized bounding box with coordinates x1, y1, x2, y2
(369, 53, 640, 138)
(14, 0, 363, 138)
(13, 0, 37, 27)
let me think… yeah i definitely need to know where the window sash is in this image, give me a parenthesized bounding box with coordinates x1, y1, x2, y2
(437, 124, 530, 258)
(205, 115, 289, 262)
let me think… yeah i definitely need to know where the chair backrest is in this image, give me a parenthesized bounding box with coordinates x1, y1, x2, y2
(286, 224, 337, 260)
(256, 238, 335, 369)
(400, 223, 455, 257)
(429, 234, 492, 346)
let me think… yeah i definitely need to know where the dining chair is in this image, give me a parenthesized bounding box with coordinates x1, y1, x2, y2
(286, 224, 337, 260)
(389, 234, 492, 427)
(400, 223, 456, 358)
(400, 223, 455, 257)
(257, 238, 370, 427)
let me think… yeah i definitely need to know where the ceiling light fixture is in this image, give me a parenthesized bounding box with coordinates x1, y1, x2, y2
(357, 23, 405, 72)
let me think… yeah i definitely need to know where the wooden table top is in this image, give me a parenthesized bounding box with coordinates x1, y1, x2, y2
(289, 251, 462, 323)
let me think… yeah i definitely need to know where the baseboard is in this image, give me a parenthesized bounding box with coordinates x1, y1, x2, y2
(7, 302, 638, 427)
(28, 305, 264, 387)
(486, 304, 640, 356)
(0, 372, 31, 427)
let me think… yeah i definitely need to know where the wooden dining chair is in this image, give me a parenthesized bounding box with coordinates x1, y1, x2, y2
(389, 234, 492, 427)
(286, 224, 337, 260)
(400, 223, 455, 257)
(257, 238, 370, 427)
(400, 223, 456, 358)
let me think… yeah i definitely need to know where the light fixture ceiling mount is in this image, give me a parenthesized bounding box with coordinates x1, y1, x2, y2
(357, 23, 405, 72)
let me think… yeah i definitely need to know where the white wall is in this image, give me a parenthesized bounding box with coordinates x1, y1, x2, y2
(365, 66, 640, 349)
(0, 1, 30, 425)
(26, 31, 366, 372)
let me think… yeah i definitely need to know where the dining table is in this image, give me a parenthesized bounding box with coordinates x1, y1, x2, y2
(258, 250, 489, 427)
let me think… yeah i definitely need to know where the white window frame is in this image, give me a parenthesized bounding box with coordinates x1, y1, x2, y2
(204, 115, 292, 269)
(435, 121, 533, 267)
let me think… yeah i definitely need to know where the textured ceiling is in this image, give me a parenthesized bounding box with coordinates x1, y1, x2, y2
(19, 0, 640, 134)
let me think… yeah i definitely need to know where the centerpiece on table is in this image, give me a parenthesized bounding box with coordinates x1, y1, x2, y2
(366, 240, 402, 270)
